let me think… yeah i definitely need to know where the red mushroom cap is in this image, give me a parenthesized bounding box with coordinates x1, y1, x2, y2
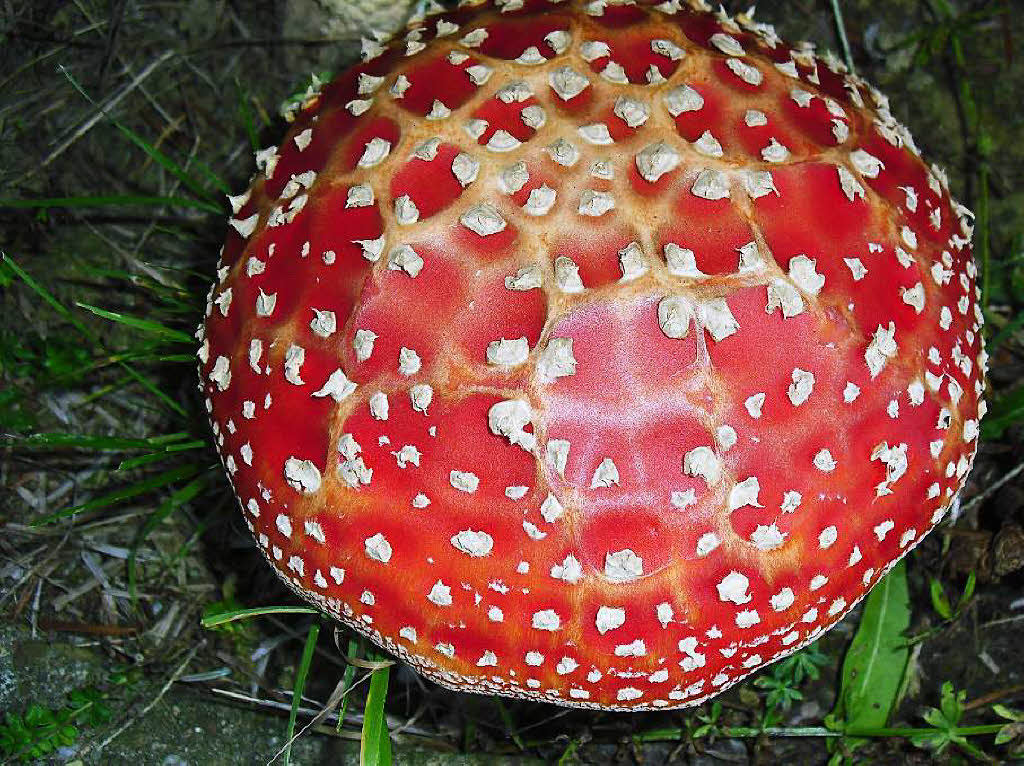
(198, 0, 987, 710)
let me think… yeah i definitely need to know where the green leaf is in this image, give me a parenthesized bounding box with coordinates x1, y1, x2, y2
(924, 706, 950, 729)
(995, 722, 1024, 746)
(939, 681, 964, 726)
(956, 571, 976, 613)
(929, 577, 952, 620)
(283, 621, 320, 766)
(832, 561, 912, 733)
(993, 704, 1024, 722)
(911, 682, 969, 756)
(79, 701, 112, 728)
(909, 728, 950, 753)
(360, 664, 392, 766)
(0, 692, 105, 763)
(23, 706, 53, 727)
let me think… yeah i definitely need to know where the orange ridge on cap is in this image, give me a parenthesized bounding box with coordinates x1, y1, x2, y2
(198, 0, 986, 711)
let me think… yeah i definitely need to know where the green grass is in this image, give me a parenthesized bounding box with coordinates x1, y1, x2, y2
(284, 621, 322, 766)
(360, 659, 393, 766)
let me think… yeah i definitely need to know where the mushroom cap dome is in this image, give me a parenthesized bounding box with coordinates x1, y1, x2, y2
(198, 0, 986, 710)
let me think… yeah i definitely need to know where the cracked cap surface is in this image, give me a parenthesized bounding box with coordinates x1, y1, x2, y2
(198, 0, 987, 710)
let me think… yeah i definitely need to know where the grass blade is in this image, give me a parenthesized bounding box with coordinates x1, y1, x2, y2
(361, 663, 392, 766)
(127, 475, 207, 610)
(828, 0, 856, 74)
(6, 433, 176, 450)
(76, 302, 196, 343)
(981, 383, 1024, 440)
(336, 636, 361, 732)
(2, 253, 91, 332)
(32, 463, 206, 525)
(3, 253, 188, 417)
(987, 309, 1024, 352)
(54, 63, 223, 211)
(0, 195, 221, 214)
(283, 621, 320, 766)
(186, 156, 232, 195)
(117, 441, 206, 471)
(235, 77, 261, 154)
(830, 561, 912, 733)
(200, 605, 319, 628)
(112, 120, 224, 207)
(496, 700, 526, 751)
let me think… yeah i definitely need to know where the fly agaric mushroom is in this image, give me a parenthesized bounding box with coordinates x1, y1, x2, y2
(197, 0, 987, 710)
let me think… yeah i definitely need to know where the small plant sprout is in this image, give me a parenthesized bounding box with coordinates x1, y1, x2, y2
(0, 687, 112, 763)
